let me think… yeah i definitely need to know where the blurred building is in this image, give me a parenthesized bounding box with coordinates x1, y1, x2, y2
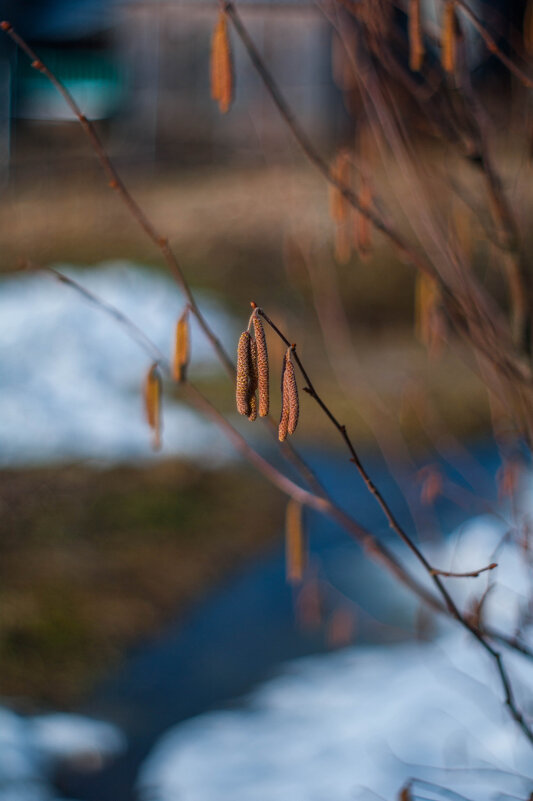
(0, 0, 523, 178)
(0, 0, 337, 177)
(113, 0, 335, 161)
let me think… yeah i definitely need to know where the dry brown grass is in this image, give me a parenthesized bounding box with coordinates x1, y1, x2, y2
(0, 461, 284, 707)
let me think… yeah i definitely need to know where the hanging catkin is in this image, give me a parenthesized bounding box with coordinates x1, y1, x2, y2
(236, 331, 252, 416)
(252, 312, 269, 417)
(144, 363, 162, 451)
(441, 1, 456, 74)
(408, 0, 424, 71)
(286, 352, 299, 436)
(172, 308, 190, 382)
(285, 498, 305, 584)
(248, 338, 258, 422)
(210, 11, 233, 114)
(279, 347, 299, 441)
(279, 355, 290, 442)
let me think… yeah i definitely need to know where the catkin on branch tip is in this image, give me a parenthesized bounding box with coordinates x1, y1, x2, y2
(173, 307, 190, 382)
(248, 337, 258, 422)
(408, 0, 424, 72)
(144, 363, 162, 451)
(236, 331, 252, 416)
(252, 311, 270, 417)
(279, 347, 299, 440)
(442, 0, 456, 74)
(210, 10, 233, 114)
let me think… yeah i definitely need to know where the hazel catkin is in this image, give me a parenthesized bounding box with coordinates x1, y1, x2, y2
(252, 312, 269, 417)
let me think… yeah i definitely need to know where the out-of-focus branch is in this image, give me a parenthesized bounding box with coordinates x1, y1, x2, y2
(0, 21, 235, 380)
(222, 2, 435, 281)
(455, 46, 533, 356)
(224, 1, 533, 405)
(0, 19, 330, 502)
(374, 0, 533, 88)
(453, 0, 533, 89)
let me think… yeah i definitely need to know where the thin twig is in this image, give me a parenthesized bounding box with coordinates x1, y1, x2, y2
(453, 0, 533, 90)
(257, 304, 533, 746)
(40, 264, 168, 366)
(40, 263, 454, 619)
(48, 262, 533, 669)
(0, 20, 234, 380)
(0, 19, 329, 502)
(453, 32, 533, 356)
(430, 562, 497, 578)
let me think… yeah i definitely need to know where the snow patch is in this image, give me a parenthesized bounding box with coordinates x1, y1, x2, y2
(0, 707, 124, 801)
(138, 516, 533, 801)
(0, 263, 237, 466)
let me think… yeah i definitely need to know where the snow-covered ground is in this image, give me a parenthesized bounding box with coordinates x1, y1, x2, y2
(138, 506, 533, 801)
(0, 707, 124, 801)
(0, 262, 237, 466)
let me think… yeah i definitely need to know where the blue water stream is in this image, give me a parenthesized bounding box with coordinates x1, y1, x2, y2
(58, 441, 502, 801)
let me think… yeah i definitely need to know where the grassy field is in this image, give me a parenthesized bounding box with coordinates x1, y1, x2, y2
(0, 461, 284, 708)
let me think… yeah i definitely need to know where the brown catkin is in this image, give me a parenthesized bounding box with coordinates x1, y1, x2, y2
(173, 308, 190, 382)
(236, 331, 252, 416)
(278, 356, 290, 442)
(210, 11, 233, 114)
(285, 351, 299, 436)
(441, 0, 456, 74)
(144, 363, 162, 451)
(285, 499, 305, 584)
(248, 338, 258, 422)
(408, 0, 424, 71)
(252, 313, 269, 416)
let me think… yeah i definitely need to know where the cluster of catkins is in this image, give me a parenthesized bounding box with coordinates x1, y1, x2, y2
(236, 307, 299, 442)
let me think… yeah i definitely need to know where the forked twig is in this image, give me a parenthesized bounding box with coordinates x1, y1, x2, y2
(256, 304, 533, 745)
(430, 562, 497, 578)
